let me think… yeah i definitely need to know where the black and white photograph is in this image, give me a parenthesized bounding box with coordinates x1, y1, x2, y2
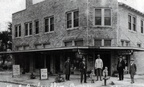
(0, 0, 144, 87)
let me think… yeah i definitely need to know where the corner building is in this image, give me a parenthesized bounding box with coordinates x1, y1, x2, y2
(12, 0, 144, 75)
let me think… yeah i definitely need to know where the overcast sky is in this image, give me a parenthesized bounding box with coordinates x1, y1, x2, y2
(0, 0, 144, 32)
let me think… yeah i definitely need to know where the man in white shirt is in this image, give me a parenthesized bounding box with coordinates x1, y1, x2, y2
(95, 54, 103, 81)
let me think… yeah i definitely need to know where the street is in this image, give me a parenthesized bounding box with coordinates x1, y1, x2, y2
(0, 82, 25, 87)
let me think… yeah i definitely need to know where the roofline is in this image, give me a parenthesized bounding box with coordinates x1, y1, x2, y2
(118, 2, 144, 17)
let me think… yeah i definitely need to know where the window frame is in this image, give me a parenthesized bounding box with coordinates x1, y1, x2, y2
(44, 16, 54, 33)
(66, 10, 79, 29)
(128, 14, 137, 32)
(24, 22, 33, 36)
(94, 8, 112, 27)
(35, 20, 39, 34)
(15, 24, 21, 38)
(141, 20, 144, 33)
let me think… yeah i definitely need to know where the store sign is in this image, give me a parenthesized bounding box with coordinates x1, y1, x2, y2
(117, 50, 133, 55)
(40, 68, 48, 80)
(12, 65, 20, 77)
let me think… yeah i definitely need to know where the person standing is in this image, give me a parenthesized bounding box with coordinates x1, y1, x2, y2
(117, 56, 125, 80)
(64, 57, 71, 80)
(129, 58, 137, 84)
(95, 54, 103, 81)
(79, 58, 87, 83)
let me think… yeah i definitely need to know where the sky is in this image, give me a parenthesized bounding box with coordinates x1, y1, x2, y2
(0, 0, 144, 32)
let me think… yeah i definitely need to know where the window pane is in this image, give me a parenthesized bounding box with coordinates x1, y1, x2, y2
(65, 41, 72, 47)
(15, 26, 18, 37)
(128, 15, 131, 30)
(133, 17, 136, 31)
(45, 18, 49, 32)
(19, 26, 21, 37)
(141, 20, 143, 33)
(104, 9, 111, 25)
(50, 17, 54, 31)
(104, 40, 111, 46)
(75, 40, 83, 46)
(29, 23, 32, 35)
(94, 39, 101, 46)
(67, 13, 72, 28)
(25, 24, 28, 35)
(74, 11, 79, 27)
(35, 21, 39, 34)
(95, 9, 101, 25)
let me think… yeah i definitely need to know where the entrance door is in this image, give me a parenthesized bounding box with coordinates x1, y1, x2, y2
(55, 55, 60, 74)
(95, 53, 111, 75)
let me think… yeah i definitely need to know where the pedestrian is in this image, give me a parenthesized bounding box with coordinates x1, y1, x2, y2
(129, 58, 137, 84)
(103, 67, 108, 77)
(79, 58, 87, 83)
(64, 57, 71, 80)
(95, 54, 103, 81)
(90, 69, 95, 83)
(117, 56, 125, 80)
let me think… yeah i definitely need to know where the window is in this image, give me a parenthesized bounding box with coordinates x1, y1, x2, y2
(133, 17, 136, 31)
(128, 15, 131, 30)
(121, 40, 124, 46)
(104, 40, 111, 46)
(25, 22, 32, 36)
(75, 40, 83, 46)
(45, 16, 54, 32)
(15, 24, 21, 37)
(64, 41, 72, 47)
(94, 39, 102, 47)
(141, 20, 144, 33)
(137, 43, 141, 47)
(125, 41, 130, 47)
(66, 10, 79, 29)
(95, 8, 111, 26)
(128, 14, 136, 31)
(35, 20, 39, 34)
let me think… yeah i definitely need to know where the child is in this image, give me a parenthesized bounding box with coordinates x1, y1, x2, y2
(90, 70, 95, 83)
(103, 67, 108, 78)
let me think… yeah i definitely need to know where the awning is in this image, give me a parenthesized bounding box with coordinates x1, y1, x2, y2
(0, 46, 144, 54)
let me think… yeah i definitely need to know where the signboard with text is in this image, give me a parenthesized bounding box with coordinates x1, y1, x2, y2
(40, 68, 48, 80)
(12, 65, 20, 77)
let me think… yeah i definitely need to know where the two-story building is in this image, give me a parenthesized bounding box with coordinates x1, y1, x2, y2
(11, 0, 144, 75)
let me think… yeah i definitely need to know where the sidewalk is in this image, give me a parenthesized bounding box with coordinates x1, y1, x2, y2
(0, 71, 144, 87)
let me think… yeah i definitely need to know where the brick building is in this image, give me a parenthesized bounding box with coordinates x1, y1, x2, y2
(11, 0, 144, 75)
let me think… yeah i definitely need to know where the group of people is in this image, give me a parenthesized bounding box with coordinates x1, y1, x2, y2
(117, 56, 137, 84)
(64, 55, 137, 84)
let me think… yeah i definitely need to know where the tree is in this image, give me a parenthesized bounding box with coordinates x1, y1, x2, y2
(0, 22, 12, 68)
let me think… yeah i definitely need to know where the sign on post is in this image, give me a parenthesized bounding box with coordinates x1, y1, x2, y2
(40, 68, 48, 80)
(12, 65, 20, 77)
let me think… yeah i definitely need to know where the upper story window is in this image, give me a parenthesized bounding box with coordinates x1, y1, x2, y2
(25, 22, 32, 36)
(121, 40, 130, 47)
(141, 20, 144, 33)
(128, 14, 136, 31)
(137, 43, 141, 48)
(44, 16, 54, 32)
(95, 8, 111, 26)
(35, 20, 39, 34)
(94, 39, 102, 47)
(104, 39, 111, 46)
(66, 10, 79, 29)
(15, 24, 21, 37)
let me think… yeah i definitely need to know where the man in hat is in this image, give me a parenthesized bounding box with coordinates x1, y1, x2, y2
(129, 58, 137, 84)
(64, 57, 71, 80)
(79, 58, 87, 83)
(117, 56, 125, 80)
